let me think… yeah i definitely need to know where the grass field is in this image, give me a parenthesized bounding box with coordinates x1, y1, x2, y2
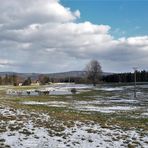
(0, 84, 148, 148)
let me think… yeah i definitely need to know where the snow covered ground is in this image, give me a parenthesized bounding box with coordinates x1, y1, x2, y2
(1, 84, 148, 147)
(0, 106, 148, 148)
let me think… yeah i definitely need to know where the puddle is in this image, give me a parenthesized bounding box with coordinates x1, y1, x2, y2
(50, 90, 72, 95)
(6, 84, 92, 96)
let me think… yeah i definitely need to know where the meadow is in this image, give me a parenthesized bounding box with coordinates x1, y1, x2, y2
(0, 83, 148, 148)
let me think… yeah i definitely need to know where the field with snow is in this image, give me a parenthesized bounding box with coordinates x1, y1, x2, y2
(0, 84, 148, 148)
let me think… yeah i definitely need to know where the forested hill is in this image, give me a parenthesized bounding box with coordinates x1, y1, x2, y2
(103, 70, 148, 82)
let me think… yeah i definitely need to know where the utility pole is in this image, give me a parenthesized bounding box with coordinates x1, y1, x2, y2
(133, 67, 137, 98)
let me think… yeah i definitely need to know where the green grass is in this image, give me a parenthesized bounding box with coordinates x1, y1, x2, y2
(12, 85, 41, 90)
(3, 99, 147, 130)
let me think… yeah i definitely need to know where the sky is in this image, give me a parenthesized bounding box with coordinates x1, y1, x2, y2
(0, 0, 148, 73)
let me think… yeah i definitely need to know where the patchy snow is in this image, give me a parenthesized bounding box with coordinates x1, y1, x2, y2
(2, 84, 148, 147)
(22, 101, 48, 105)
(21, 100, 139, 113)
(75, 105, 138, 113)
(0, 106, 148, 148)
(108, 98, 139, 103)
(22, 101, 69, 108)
(96, 87, 123, 91)
(141, 112, 148, 116)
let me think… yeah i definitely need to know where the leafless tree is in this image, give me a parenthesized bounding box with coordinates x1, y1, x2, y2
(85, 60, 102, 86)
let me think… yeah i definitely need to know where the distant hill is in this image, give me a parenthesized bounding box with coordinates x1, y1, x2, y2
(47, 71, 86, 78)
(0, 71, 112, 80)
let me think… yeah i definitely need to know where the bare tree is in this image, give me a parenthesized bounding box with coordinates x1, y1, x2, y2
(85, 60, 102, 86)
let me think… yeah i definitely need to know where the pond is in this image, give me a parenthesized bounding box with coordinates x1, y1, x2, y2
(6, 84, 93, 96)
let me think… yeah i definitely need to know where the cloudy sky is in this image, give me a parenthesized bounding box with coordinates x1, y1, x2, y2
(0, 0, 148, 73)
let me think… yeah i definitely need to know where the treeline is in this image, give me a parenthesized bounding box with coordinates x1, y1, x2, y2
(0, 74, 17, 85)
(39, 75, 85, 85)
(1, 70, 148, 85)
(102, 70, 148, 83)
(0, 74, 84, 86)
(0, 74, 31, 86)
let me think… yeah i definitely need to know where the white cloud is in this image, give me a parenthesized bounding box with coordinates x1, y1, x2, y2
(74, 10, 80, 18)
(0, 0, 148, 72)
(127, 36, 148, 46)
